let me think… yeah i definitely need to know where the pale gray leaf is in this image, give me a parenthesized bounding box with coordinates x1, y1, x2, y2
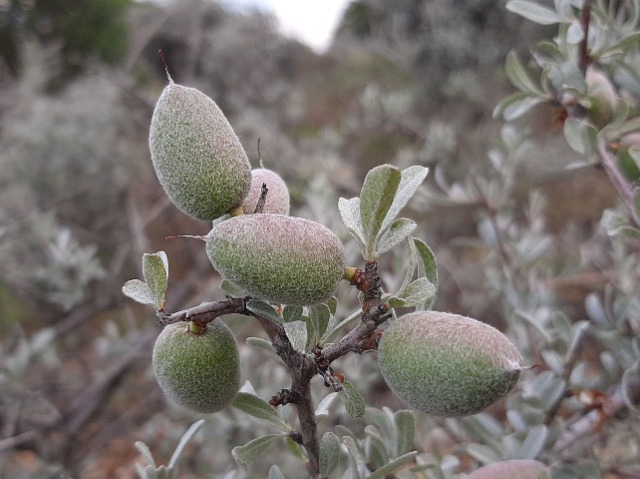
(232, 392, 291, 432)
(122, 279, 156, 306)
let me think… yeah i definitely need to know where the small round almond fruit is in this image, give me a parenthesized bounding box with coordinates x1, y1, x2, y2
(467, 459, 549, 479)
(152, 320, 240, 413)
(149, 81, 251, 221)
(206, 214, 345, 305)
(242, 168, 290, 215)
(378, 311, 522, 417)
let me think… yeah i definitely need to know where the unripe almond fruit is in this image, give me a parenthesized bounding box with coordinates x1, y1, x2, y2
(378, 311, 522, 417)
(206, 214, 345, 305)
(149, 81, 252, 221)
(467, 459, 549, 479)
(152, 320, 240, 413)
(242, 168, 290, 215)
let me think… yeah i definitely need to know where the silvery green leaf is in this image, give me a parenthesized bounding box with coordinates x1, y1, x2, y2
(465, 443, 501, 464)
(231, 434, 286, 469)
(268, 465, 285, 479)
(135, 441, 156, 467)
(134, 463, 152, 479)
(365, 407, 394, 440)
(143, 251, 168, 307)
(285, 437, 305, 460)
(316, 392, 340, 420)
(387, 296, 407, 308)
(284, 320, 308, 353)
(122, 279, 156, 306)
(514, 424, 548, 459)
(340, 380, 366, 418)
(339, 196, 366, 255)
(375, 218, 417, 256)
(169, 419, 205, 467)
(310, 303, 331, 341)
(232, 392, 291, 432)
(359, 165, 402, 259)
(505, 51, 545, 94)
(379, 166, 429, 234)
(506, 0, 561, 24)
(563, 118, 596, 156)
(319, 432, 341, 477)
(399, 277, 436, 309)
(246, 299, 282, 324)
(246, 337, 275, 353)
(364, 426, 388, 469)
(622, 362, 640, 413)
(366, 452, 418, 479)
(155, 466, 175, 479)
(393, 410, 415, 457)
(327, 296, 338, 316)
(282, 305, 303, 322)
(343, 435, 366, 479)
(494, 91, 545, 121)
(413, 238, 438, 308)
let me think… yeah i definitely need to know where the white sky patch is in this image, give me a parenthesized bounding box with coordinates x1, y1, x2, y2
(222, 0, 351, 52)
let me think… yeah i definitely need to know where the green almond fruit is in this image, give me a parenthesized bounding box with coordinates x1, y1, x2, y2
(467, 459, 549, 479)
(152, 320, 241, 413)
(206, 214, 345, 305)
(242, 168, 290, 215)
(378, 311, 522, 417)
(149, 81, 252, 221)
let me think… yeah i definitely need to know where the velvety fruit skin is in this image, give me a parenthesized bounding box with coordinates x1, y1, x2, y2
(152, 320, 240, 413)
(242, 168, 290, 215)
(378, 311, 522, 417)
(206, 214, 345, 305)
(149, 82, 251, 221)
(467, 459, 549, 479)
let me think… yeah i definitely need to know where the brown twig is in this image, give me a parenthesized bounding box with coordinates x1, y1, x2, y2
(156, 297, 247, 326)
(578, 0, 593, 76)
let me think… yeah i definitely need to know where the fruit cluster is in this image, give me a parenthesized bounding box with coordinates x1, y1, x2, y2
(146, 78, 522, 420)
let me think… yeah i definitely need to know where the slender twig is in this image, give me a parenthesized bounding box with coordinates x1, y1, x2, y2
(157, 297, 247, 326)
(579, 0, 593, 75)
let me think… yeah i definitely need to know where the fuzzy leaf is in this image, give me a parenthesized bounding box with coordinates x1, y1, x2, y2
(268, 465, 285, 479)
(399, 277, 436, 308)
(563, 118, 597, 157)
(375, 218, 417, 256)
(360, 165, 402, 258)
(246, 336, 275, 353)
(505, 51, 544, 95)
(309, 303, 331, 342)
(142, 251, 168, 307)
(319, 432, 341, 477)
(380, 166, 429, 234)
(366, 451, 418, 479)
(515, 424, 548, 459)
(316, 392, 340, 420)
(413, 238, 438, 308)
(232, 434, 285, 469)
(339, 197, 366, 255)
(220, 279, 246, 297)
(122, 279, 156, 306)
(232, 392, 291, 432)
(246, 299, 282, 324)
(339, 380, 366, 418)
(135, 441, 157, 467)
(394, 410, 415, 457)
(343, 435, 366, 479)
(283, 320, 308, 353)
(506, 0, 561, 24)
(494, 91, 545, 121)
(168, 419, 205, 467)
(282, 305, 303, 322)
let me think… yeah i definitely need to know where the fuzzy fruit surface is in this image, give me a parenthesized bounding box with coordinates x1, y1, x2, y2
(152, 320, 240, 413)
(378, 311, 522, 417)
(467, 459, 549, 479)
(242, 168, 290, 215)
(149, 82, 251, 221)
(206, 214, 345, 305)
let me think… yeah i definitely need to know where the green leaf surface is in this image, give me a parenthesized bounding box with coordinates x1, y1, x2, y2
(232, 392, 291, 432)
(231, 434, 286, 469)
(268, 465, 285, 479)
(393, 410, 415, 457)
(220, 278, 246, 297)
(122, 279, 156, 306)
(360, 165, 402, 258)
(135, 441, 157, 467)
(316, 392, 340, 420)
(413, 238, 438, 308)
(399, 277, 436, 308)
(366, 451, 418, 479)
(339, 380, 366, 418)
(563, 118, 597, 156)
(168, 419, 205, 467)
(282, 305, 303, 322)
(142, 252, 168, 307)
(309, 303, 331, 343)
(246, 336, 275, 353)
(505, 51, 544, 94)
(375, 218, 417, 256)
(319, 432, 341, 477)
(493, 91, 545, 121)
(506, 0, 561, 24)
(379, 166, 429, 233)
(338, 196, 366, 255)
(283, 320, 308, 353)
(343, 435, 366, 479)
(246, 299, 282, 324)
(515, 424, 548, 459)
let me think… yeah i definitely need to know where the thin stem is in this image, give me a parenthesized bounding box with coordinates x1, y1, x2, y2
(579, 0, 593, 75)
